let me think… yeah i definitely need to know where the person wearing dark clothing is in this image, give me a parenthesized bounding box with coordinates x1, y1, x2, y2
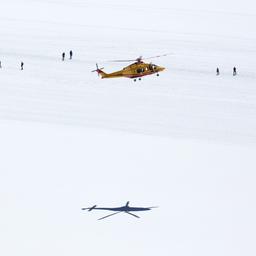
(21, 62, 24, 70)
(62, 52, 65, 61)
(233, 67, 237, 76)
(0, 61, 2, 68)
(69, 50, 73, 59)
(216, 67, 219, 75)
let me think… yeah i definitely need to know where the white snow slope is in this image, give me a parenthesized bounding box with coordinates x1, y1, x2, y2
(1, 0, 256, 256)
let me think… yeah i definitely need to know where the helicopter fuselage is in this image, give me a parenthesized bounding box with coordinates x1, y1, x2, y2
(97, 61, 165, 79)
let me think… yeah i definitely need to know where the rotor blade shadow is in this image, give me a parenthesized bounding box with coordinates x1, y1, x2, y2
(98, 211, 122, 220)
(125, 211, 140, 218)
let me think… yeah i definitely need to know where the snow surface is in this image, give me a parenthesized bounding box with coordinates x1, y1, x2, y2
(1, 0, 256, 255)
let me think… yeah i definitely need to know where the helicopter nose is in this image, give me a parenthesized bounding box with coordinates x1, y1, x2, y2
(158, 66, 165, 72)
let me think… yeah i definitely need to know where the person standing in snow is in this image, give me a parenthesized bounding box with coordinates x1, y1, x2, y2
(62, 52, 65, 61)
(233, 66, 237, 76)
(21, 61, 24, 70)
(0, 61, 2, 68)
(69, 50, 73, 59)
(216, 67, 220, 76)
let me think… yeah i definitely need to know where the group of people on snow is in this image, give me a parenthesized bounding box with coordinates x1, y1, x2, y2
(0, 60, 24, 70)
(62, 50, 73, 61)
(216, 67, 237, 76)
(0, 50, 73, 70)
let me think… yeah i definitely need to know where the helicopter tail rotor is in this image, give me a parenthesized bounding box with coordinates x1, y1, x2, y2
(92, 63, 106, 78)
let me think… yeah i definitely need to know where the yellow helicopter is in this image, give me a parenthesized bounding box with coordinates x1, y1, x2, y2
(92, 54, 167, 81)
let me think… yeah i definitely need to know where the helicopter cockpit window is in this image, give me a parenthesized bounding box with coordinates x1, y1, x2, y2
(149, 64, 155, 71)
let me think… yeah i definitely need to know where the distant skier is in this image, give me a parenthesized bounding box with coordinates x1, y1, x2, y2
(216, 67, 220, 76)
(62, 52, 65, 61)
(0, 61, 2, 68)
(21, 62, 24, 70)
(233, 66, 237, 76)
(69, 50, 73, 59)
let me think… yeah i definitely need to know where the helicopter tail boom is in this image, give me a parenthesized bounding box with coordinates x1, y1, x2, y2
(96, 69, 108, 78)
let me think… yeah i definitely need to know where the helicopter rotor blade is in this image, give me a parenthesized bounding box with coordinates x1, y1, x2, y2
(109, 53, 171, 63)
(109, 59, 137, 63)
(143, 53, 171, 60)
(109, 56, 142, 63)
